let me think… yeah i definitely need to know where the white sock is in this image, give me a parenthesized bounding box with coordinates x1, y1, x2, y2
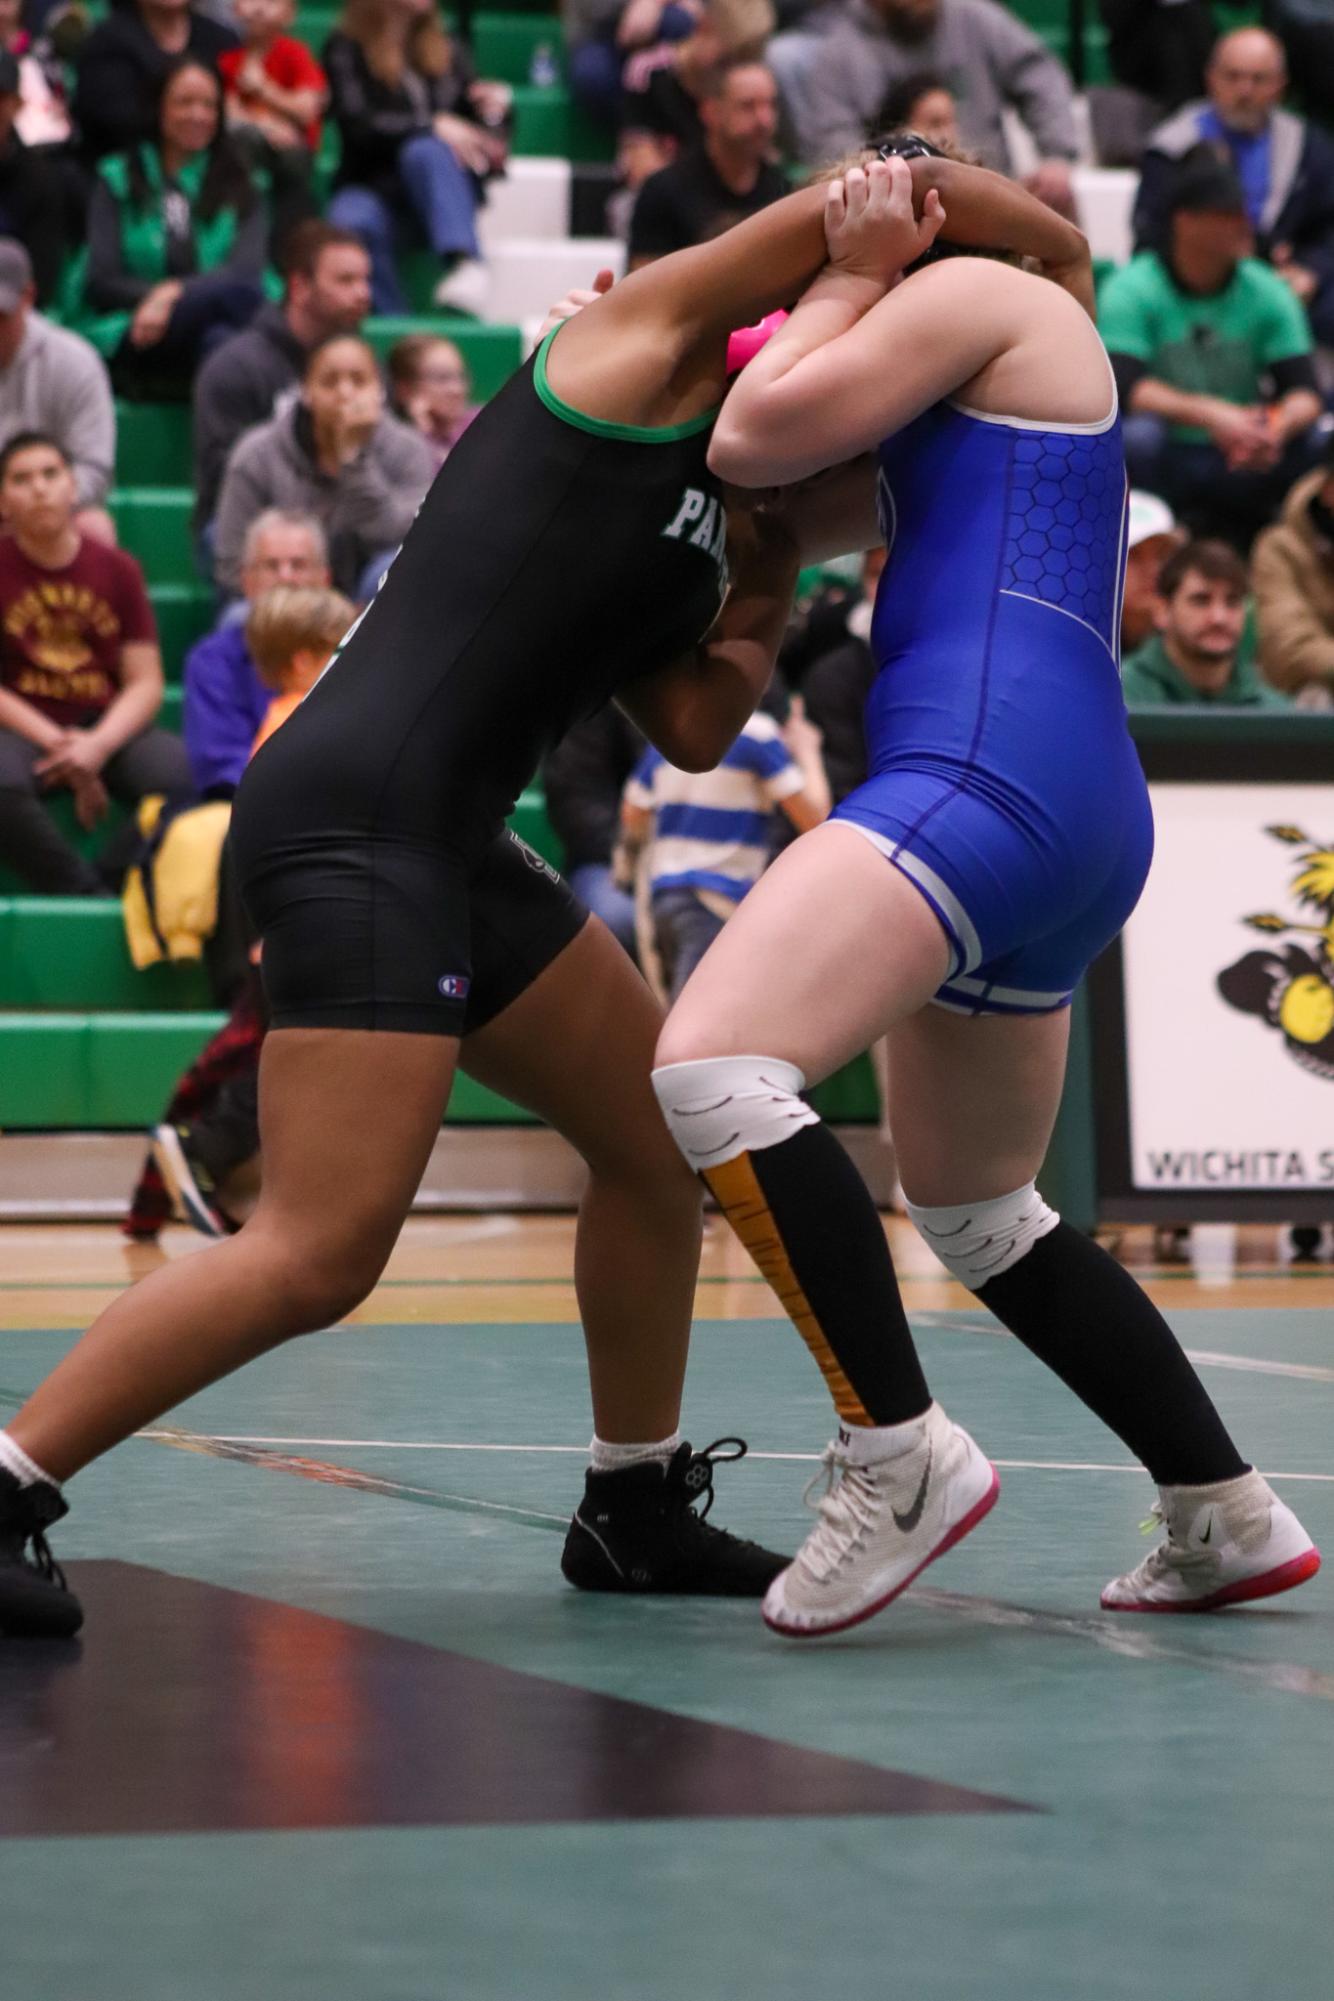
(837, 1404, 937, 1468)
(0, 1429, 59, 1492)
(590, 1432, 682, 1475)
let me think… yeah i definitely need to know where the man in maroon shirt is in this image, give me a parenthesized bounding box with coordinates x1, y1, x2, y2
(0, 431, 192, 891)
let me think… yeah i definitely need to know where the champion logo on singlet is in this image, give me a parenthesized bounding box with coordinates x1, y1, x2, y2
(438, 974, 471, 998)
(510, 832, 561, 884)
(662, 486, 729, 593)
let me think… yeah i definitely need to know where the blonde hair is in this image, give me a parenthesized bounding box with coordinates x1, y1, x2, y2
(247, 586, 356, 690)
(337, 0, 453, 87)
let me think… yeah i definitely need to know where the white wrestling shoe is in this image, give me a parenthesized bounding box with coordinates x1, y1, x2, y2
(763, 1403, 999, 1638)
(1101, 1471, 1321, 1613)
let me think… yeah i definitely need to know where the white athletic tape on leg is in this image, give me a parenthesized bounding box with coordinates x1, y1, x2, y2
(651, 1056, 819, 1171)
(905, 1182, 1059, 1289)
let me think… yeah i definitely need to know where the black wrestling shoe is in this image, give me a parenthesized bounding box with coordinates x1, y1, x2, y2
(150, 1123, 237, 1239)
(0, 1469, 83, 1638)
(560, 1437, 788, 1597)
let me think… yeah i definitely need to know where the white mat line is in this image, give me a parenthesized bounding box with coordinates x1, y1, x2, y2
(915, 1589, 1334, 1702)
(161, 1436, 1334, 1482)
(918, 1315, 1334, 1385)
(911, 1314, 1334, 1385)
(1183, 1349, 1334, 1383)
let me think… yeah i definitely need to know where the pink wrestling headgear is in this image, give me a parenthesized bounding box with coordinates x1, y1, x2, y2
(726, 310, 788, 375)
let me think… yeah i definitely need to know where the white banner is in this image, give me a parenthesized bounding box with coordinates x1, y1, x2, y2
(1122, 782, 1334, 1192)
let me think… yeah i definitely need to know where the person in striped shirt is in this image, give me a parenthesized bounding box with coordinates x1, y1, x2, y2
(622, 702, 829, 999)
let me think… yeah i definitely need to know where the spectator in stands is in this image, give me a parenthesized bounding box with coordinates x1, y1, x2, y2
(0, 431, 191, 893)
(246, 581, 354, 754)
(219, 0, 328, 244)
(221, 0, 325, 155)
(1133, 28, 1334, 346)
(192, 219, 371, 540)
(149, 582, 355, 1241)
(565, 0, 707, 129)
(1253, 441, 1334, 706)
(621, 708, 828, 998)
(0, 239, 115, 538)
(542, 704, 643, 958)
(877, 69, 957, 150)
(0, 0, 72, 150)
(607, 127, 675, 240)
(386, 332, 477, 472)
(776, 0, 1079, 216)
(82, 57, 268, 401)
(1102, 147, 1323, 547)
(324, 0, 510, 317)
(620, 0, 774, 153)
(1099, 0, 1214, 115)
(74, 0, 238, 166)
(628, 55, 784, 265)
(183, 507, 330, 798)
(1121, 537, 1287, 707)
(0, 51, 69, 304)
(1121, 489, 1182, 654)
(213, 331, 432, 598)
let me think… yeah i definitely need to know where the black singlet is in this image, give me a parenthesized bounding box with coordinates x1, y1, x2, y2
(230, 324, 727, 1036)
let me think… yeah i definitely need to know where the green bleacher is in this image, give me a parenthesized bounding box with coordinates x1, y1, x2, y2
(0, 1010, 541, 1128)
(0, 786, 566, 1127)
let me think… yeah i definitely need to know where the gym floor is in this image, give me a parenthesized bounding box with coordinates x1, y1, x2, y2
(3, 1216, 1332, 2001)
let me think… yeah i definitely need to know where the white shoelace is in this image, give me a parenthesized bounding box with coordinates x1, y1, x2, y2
(794, 1448, 885, 1583)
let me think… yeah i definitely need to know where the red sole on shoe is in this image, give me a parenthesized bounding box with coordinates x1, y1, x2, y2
(1100, 1543, 1322, 1614)
(764, 1467, 1001, 1639)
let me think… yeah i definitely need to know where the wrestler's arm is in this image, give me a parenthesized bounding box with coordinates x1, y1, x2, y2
(615, 514, 800, 773)
(916, 157, 1094, 318)
(761, 457, 882, 563)
(710, 257, 1015, 487)
(545, 152, 1092, 407)
(613, 155, 1093, 340)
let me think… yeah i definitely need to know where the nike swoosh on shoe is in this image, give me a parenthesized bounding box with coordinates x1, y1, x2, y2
(892, 1438, 932, 1533)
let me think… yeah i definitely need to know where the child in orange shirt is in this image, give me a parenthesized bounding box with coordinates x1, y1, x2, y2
(247, 584, 354, 758)
(144, 584, 355, 1240)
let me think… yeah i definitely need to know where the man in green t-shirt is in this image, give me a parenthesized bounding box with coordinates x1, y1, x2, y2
(1121, 537, 1289, 705)
(1102, 145, 1323, 543)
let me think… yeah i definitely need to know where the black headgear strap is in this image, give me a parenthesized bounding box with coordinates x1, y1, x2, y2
(873, 132, 948, 164)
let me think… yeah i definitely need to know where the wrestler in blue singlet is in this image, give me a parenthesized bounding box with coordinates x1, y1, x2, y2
(833, 383, 1153, 1015)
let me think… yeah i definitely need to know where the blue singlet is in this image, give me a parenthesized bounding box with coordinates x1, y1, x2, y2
(832, 388, 1153, 1014)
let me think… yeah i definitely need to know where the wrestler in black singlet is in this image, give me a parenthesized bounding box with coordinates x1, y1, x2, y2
(230, 323, 729, 1036)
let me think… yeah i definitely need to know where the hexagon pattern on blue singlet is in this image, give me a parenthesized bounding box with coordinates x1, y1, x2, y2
(999, 430, 1124, 652)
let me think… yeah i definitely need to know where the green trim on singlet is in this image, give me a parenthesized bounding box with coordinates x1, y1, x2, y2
(533, 324, 720, 442)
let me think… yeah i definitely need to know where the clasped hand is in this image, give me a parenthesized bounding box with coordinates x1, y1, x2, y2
(823, 157, 946, 291)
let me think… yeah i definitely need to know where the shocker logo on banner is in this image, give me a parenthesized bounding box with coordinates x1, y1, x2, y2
(1217, 825, 1334, 1083)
